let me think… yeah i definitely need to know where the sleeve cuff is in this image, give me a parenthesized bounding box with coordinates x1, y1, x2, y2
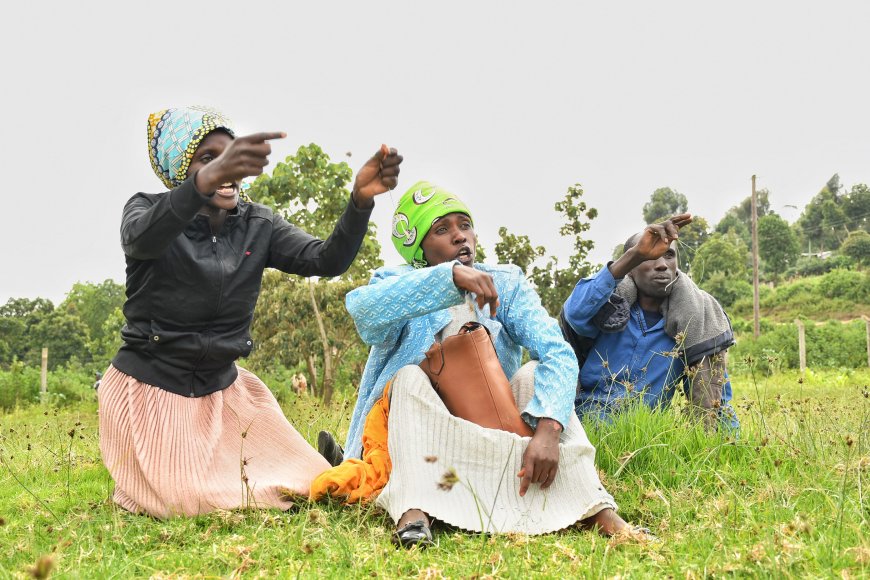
(599, 263, 620, 285)
(521, 412, 565, 432)
(343, 194, 374, 235)
(169, 175, 212, 220)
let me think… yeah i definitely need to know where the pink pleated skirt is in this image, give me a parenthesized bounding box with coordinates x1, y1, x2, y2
(98, 365, 330, 518)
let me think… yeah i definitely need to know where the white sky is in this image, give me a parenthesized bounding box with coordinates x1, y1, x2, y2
(2, 1, 868, 305)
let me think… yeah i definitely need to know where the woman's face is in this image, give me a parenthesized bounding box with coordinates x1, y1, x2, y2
(420, 212, 476, 267)
(188, 130, 239, 211)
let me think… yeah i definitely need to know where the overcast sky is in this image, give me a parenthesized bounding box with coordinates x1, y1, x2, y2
(2, 1, 868, 305)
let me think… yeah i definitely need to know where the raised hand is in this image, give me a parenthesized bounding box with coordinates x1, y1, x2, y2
(352, 145, 403, 208)
(196, 132, 286, 194)
(452, 264, 499, 317)
(609, 212, 693, 278)
(633, 212, 693, 261)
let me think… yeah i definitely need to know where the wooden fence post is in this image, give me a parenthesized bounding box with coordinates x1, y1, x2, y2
(40, 347, 48, 399)
(794, 319, 806, 374)
(863, 315, 870, 368)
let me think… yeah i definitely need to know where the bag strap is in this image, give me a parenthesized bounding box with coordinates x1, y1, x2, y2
(458, 321, 490, 336)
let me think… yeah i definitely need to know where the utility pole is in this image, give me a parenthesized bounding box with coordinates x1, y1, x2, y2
(751, 175, 760, 339)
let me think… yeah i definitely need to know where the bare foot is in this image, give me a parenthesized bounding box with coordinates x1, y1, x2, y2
(578, 508, 629, 536)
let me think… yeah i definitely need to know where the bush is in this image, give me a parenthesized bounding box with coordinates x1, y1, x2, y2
(789, 254, 854, 277)
(699, 272, 753, 309)
(730, 319, 867, 372)
(0, 363, 95, 410)
(841, 230, 870, 266)
(0, 361, 41, 409)
(817, 269, 870, 302)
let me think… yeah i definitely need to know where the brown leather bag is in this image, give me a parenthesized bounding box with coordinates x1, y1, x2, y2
(419, 321, 533, 437)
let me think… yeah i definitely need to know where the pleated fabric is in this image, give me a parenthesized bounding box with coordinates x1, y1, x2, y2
(375, 363, 617, 535)
(98, 365, 330, 518)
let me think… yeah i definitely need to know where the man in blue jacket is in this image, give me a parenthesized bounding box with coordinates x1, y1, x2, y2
(561, 213, 739, 430)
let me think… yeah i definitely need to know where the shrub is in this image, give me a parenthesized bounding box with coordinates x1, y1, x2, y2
(789, 254, 854, 277)
(730, 319, 867, 372)
(700, 272, 753, 309)
(817, 269, 869, 302)
(0, 361, 41, 409)
(0, 363, 95, 410)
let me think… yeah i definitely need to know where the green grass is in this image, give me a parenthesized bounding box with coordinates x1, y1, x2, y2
(1, 369, 868, 578)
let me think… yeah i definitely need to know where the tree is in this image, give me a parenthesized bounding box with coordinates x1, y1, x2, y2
(89, 307, 125, 367)
(0, 298, 54, 365)
(29, 309, 90, 369)
(698, 272, 752, 309)
(796, 174, 848, 252)
(675, 215, 710, 274)
(249, 273, 367, 402)
(247, 144, 384, 402)
(61, 279, 125, 360)
(841, 230, 870, 267)
(714, 189, 772, 249)
(843, 183, 870, 234)
(494, 227, 545, 274)
(758, 214, 800, 281)
(248, 144, 383, 282)
(0, 297, 54, 319)
(642, 187, 688, 224)
(496, 184, 598, 315)
(691, 233, 747, 285)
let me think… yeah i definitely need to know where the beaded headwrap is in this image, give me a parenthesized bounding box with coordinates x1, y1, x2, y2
(147, 106, 235, 189)
(392, 181, 474, 268)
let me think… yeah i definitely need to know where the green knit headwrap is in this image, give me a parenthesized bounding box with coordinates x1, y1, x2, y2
(391, 181, 474, 268)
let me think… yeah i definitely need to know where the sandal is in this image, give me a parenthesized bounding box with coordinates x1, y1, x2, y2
(392, 519, 433, 548)
(317, 431, 344, 467)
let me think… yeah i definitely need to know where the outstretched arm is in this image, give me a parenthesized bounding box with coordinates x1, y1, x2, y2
(267, 145, 403, 277)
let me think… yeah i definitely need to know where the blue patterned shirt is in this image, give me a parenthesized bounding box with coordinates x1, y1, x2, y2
(343, 262, 579, 459)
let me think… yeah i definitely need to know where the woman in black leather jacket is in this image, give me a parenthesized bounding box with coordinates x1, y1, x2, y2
(99, 106, 401, 518)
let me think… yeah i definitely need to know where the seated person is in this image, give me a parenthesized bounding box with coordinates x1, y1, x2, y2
(561, 214, 739, 429)
(99, 106, 401, 517)
(313, 182, 643, 547)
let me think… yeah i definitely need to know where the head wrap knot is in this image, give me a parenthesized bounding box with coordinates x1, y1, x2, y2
(147, 106, 235, 189)
(391, 181, 473, 268)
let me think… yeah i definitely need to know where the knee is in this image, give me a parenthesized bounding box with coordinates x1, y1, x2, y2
(390, 365, 431, 396)
(512, 360, 538, 383)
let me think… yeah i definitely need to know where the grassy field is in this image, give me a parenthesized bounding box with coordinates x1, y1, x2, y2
(1, 368, 868, 578)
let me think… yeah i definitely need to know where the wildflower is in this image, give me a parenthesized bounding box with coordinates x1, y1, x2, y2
(437, 468, 459, 491)
(27, 554, 55, 580)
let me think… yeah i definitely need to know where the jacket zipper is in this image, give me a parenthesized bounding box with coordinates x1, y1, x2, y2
(191, 235, 224, 397)
(212, 235, 225, 317)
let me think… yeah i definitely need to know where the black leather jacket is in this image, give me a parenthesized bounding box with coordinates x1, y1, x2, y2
(111, 177, 372, 397)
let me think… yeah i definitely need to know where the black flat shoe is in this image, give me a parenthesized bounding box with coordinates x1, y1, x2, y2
(317, 430, 344, 467)
(392, 519, 433, 548)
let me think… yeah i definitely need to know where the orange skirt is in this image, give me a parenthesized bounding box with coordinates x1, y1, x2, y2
(98, 365, 329, 518)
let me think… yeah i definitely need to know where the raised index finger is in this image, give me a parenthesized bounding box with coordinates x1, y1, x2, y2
(240, 131, 287, 143)
(669, 213, 693, 228)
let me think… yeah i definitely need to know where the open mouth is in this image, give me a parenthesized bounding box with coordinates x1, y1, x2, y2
(215, 182, 239, 198)
(456, 246, 473, 264)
